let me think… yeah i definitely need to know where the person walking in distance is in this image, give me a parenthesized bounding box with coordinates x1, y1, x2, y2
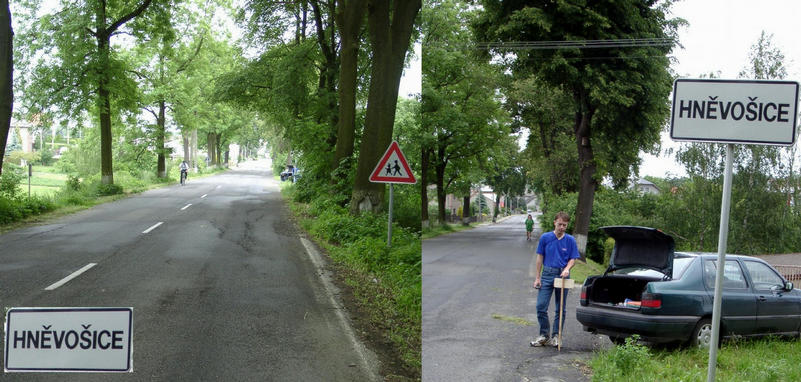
(525, 214, 534, 241)
(530, 211, 580, 347)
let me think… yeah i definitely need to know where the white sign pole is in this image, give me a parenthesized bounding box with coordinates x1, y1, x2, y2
(387, 183, 394, 247)
(707, 143, 734, 382)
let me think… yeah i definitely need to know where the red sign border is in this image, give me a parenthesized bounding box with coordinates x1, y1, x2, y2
(369, 141, 416, 184)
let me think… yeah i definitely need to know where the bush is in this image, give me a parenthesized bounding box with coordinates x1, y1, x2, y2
(603, 237, 615, 267)
(65, 175, 82, 192)
(0, 168, 23, 199)
(0, 195, 56, 224)
(95, 182, 123, 196)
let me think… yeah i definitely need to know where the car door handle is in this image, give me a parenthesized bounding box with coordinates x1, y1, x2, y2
(758, 296, 767, 302)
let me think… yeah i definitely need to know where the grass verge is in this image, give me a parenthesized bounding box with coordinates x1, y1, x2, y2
(589, 336, 801, 381)
(0, 164, 228, 230)
(281, 182, 421, 380)
(422, 221, 478, 239)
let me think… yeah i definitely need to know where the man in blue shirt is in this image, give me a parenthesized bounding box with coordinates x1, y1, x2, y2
(530, 211, 580, 347)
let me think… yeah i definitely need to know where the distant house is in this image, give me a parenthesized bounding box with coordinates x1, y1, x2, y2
(634, 178, 660, 195)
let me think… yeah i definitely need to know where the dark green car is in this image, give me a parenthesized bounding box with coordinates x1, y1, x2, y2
(576, 226, 801, 347)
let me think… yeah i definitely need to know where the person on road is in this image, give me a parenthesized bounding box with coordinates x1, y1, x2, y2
(525, 214, 534, 241)
(530, 211, 580, 348)
(179, 160, 189, 183)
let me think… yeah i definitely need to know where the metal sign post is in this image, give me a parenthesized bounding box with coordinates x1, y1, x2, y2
(368, 141, 416, 248)
(707, 143, 734, 381)
(387, 183, 394, 247)
(670, 79, 799, 382)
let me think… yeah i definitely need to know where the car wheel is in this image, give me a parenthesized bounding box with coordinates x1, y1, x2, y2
(691, 318, 715, 348)
(608, 335, 627, 345)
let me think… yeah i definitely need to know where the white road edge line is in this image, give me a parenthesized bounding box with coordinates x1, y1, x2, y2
(142, 222, 163, 234)
(44, 263, 97, 291)
(201, 194, 208, 198)
(181, 204, 192, 210)
(299, 238, 380, 381)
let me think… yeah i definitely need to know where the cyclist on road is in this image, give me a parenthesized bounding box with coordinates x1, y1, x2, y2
(179, 160, 189, 184)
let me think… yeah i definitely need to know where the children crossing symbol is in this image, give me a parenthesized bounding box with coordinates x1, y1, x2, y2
(369, 141, 416, 184)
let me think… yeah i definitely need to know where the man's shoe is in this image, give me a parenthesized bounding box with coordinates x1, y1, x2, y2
(548, 337, 559, 347)
(530, 335, 548, 347)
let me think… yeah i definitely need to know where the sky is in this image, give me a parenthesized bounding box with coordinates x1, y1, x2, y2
(638, 0, 801, 178)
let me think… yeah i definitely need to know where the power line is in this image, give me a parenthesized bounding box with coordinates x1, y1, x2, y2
(475, 38, 675, 50)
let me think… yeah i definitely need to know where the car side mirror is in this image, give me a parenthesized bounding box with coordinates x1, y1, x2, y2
(785, 282, 794, 291)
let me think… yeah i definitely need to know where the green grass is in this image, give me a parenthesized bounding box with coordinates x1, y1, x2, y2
(492, 314, 533, 326)
(570, 257, 606, 284)
(422, 221, 479, 239)
(281, 183, 421, 379)
(1, 162, 231, 229)
(589, 336, 801, 381)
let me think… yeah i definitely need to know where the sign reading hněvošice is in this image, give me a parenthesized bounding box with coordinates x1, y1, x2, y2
(4, 307, 133, 373)
(670, 79, 799, 146)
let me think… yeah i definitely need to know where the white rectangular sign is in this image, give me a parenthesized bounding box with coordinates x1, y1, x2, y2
(4, 307, 133, 372)
(670, 79, 799, 145)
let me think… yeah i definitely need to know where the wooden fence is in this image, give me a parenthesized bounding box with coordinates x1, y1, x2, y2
(774, 265, 801, 282)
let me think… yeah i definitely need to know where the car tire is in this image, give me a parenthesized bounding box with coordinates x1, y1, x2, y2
(690, 318, 717, 348)
(608, 335, 627, 345)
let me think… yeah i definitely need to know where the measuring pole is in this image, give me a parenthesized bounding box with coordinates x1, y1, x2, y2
(387, 183, 394, 247)
(707, 143, 734, 382)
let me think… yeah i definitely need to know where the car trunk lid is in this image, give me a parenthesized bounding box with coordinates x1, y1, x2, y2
(602, 226, 675, 278)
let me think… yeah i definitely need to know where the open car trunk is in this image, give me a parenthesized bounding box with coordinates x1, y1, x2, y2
(584, 226, 676, 310)
(587, 275, 662, 309)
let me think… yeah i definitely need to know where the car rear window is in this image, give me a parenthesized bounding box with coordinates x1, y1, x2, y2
(612, 256, 693, 279)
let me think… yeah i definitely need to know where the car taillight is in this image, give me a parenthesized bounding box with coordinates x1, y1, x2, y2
(580, 286, 588, 306)
(641, 293, 661, 309)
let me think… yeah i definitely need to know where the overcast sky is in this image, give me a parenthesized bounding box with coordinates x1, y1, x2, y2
(639, 0, 801, 178)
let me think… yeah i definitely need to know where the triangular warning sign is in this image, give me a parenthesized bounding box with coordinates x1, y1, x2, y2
(369, 141, 416, 184)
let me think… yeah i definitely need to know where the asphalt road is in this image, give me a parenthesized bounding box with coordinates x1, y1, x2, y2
(422, 214, 612, 382)
(0, 159, 378, 381)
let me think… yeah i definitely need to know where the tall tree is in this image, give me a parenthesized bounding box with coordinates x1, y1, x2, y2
(475, 0, 679, 255)
(331, 0, 367, 173)
(128, 0, 208, 177)
(422, 0, 506, 224)
(19, 0, 161, 185)
(91, 0, 155, 184)
(0, 0, 11, 177)
(349, 0, 420, 214)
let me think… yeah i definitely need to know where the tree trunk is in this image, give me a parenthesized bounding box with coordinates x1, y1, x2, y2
(462, 195, 470, 226)
(97, 37, 114, 185)
(573, 93, 596, 259)
(434, 149, 447, 224)
(332, 0, 366, 173)
(309, 0, 339, 145)
(493, 190, 500, 222)
(0, 0, 11, 177)
(183, 133, 189, 162)
(94, 0, 153, 185)
(421, 146, 430, 228)
(350, 0, 421, 214)
(156, 99, 166, 178)
(191, 128, 197, 170)
(207, 132, 217, 166)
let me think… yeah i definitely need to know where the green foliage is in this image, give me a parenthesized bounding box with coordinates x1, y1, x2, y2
(609, 336, 650, 371)
(0, 167, 23, 199)
(288, 188, 421, 374)
(65, 175, 82, 192)
(590, 337, 801, 382)
(37, 146, 54, 166)
(0, 195, 57, 224)
(603, 237, 615, 267)
(94, 182, 124, 196)
(5, 150, 39, 167)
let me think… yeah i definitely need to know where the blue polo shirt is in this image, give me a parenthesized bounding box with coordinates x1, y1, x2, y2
(536, 231, 580, 268)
